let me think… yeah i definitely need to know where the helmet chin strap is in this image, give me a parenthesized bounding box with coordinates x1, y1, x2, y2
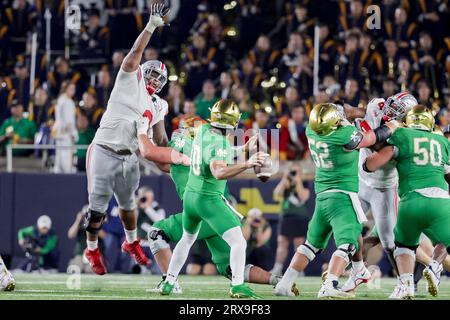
(146, 83, 156, 95)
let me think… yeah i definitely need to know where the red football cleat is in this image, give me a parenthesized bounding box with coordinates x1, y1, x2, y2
(122, 239, 150, 266)
(84, 248, 107, 275)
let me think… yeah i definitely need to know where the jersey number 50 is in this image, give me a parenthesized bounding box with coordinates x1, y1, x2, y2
(308, 139, 333, 168)
(413, 137, 442, 166)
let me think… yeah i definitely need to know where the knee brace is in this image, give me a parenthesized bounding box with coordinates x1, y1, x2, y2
(297, 241, 322, 261)
(147, 227, 171, 255)
(332, 244, 357, 264)
(394, 243, 417, 259)
(84, 209, 106, 234)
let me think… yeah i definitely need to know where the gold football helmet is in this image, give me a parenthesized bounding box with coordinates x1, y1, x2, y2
(309, 103, 344, 136)
(209, 99, 241, 129)
(405, 104, 434, 131)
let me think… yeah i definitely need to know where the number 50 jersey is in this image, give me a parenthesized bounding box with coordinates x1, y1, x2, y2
(306, 124, 361, 194)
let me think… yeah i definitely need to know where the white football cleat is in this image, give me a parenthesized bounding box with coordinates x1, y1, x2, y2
(423, 265, 441, 297)
(273, 283, 295, 297)
(147, 279, 183, 294)
(341, 267, 372, 292)
(318, 283, 355, 299)
(388, 281, 403, 299)
(389, 281, 414, 300)
(0, 270, 15, 291)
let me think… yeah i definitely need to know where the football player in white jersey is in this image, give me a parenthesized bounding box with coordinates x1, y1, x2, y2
(83, 3, 189, 275)
(341, 92, 418, 293)
(0, 255, 15, 291)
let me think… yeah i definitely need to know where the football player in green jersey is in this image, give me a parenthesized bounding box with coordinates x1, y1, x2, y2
(364, 105, 450, 299)
(161, 99, 269, 298)
(274, 102, 399, 299)
(147, 118, 295, 294)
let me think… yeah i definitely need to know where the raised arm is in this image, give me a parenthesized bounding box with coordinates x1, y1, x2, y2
(122, 4, 169, 72)
(343, 121, 401, 151)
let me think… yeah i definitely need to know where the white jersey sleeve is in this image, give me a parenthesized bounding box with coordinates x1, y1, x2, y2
(93, 66, 161, 152)
(358, 97, 398, 189)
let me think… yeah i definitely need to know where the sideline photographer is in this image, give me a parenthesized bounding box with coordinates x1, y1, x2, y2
(271, 163, 311, 275)
(17, 215, 59, 272)
(242, 208, 272, 270)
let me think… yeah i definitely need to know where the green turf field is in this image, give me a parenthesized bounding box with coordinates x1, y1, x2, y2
(1, 274, 449, 300)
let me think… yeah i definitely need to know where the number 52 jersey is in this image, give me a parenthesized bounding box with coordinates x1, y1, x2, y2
(306, 124, 361, 194)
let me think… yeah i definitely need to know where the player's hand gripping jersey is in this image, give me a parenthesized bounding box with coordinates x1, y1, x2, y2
(93, 66, 168, 152)
(358, 98, 398, 188)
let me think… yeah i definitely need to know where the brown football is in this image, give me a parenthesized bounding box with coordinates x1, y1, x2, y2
(254, 157, 272, 182)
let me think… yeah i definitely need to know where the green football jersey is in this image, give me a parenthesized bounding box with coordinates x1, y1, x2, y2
(185, 124, 233, 196)
(168, 130, 193, 199)
(306, 124, 360, 194)
(388, 127, 450, 198)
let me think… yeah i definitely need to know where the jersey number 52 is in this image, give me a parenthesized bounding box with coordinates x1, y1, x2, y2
(308, 139, 333, 168)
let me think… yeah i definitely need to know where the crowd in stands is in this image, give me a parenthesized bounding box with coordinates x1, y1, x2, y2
(1, 0, 450, 170)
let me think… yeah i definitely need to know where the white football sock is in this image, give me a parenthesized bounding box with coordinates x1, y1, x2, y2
(166, 231, 198, 285)
(222, 226, 247, 286)
(278, 267, 299, 288)
(87, 240, 98, 251)
(271, 263, 283, 275)
(125, 229, 137, 243)
(325, 273, 339, 287)
(0, 256, 5, 271)
(352, 260, 365, 273)
(399, 273, 414, 286)
(429, 260, 440, 273)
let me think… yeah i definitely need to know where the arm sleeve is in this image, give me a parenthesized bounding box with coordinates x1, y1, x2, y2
(18, 226, 34, 241)
(336, 125, 362, 149)
(39, 234, 58, 255)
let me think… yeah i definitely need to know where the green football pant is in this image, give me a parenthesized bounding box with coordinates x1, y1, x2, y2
(306, 192, 362, 250)
(394, 192, 450, 247)
(182, 190, 241, 236)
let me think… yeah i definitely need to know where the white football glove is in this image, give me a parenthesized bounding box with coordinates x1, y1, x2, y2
(145, 3, 170, 33)
(135, 116, 150, 136)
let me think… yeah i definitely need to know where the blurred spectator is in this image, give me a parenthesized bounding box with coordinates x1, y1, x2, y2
(165, 81, 185, 122)
(287, 4, 315, 37)
(94, 69, 113, 110)
(276, 86, 300, 116)
(67, 205, 105, 273)
(382, 77, 398, 98)
(4, 0, 39, 60)
(338, 0, 365, 35)
(385, 7, 417, 55)
(336, 32, 364, 86)
(78, 8, 110, 59)
(32, 87, 52, 129)
(198, 12, 225, 47)
(136, 187, 166, 237)
(284, 104, 309, 160)
(272, 164, 311, 275)
(110, 50, 125, 81)
(10, 61, 30, 107)
(242, 208, 272, 271)
(194, 80, 219, 120)
(183, 33, 218, 98)
(106, 0, 139, 51)
(47, 57, 82, 99)
(232, 84, 253, 123)
(18, 215, 59, 272)
(232, 57, 263, 97)
(0, 99, 36, 157)
(248, 35, 280, 73)
(144, 47, 159, 61)
(416, 80, 433, 106)
(75, 113, 95, 172)
(186, 240, 217, 276)
(78, 91, 104, 129)
(217, 71, 233, 99)
(172, 100, 198, 132)
(343, 78, 361, 107)
(53, 82, 77, 173)
(318, 23, 337, 78)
